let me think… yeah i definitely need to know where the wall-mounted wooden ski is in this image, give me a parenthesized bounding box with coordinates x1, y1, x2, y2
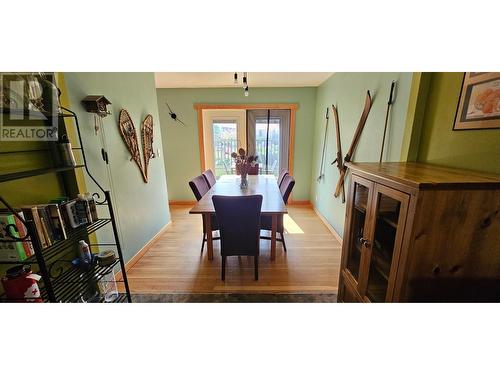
(330, 104, 345, 203)
(334, 90, 373, 198)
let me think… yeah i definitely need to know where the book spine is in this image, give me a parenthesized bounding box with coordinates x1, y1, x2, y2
(7, 215, 27, 260)
(13, 211, 35, 257)
(30, 207, 48, 249)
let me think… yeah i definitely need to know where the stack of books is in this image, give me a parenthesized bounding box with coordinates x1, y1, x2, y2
(0, 195, 98, 261)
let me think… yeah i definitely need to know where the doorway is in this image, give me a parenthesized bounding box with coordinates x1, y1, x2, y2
(202, 109, 246, 177)
(197, 104, 296, 178)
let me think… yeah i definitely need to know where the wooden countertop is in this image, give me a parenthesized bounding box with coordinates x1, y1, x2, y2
(347, 162, 500, 190)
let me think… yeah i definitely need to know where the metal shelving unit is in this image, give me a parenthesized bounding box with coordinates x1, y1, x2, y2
(0, 107, 132, 303)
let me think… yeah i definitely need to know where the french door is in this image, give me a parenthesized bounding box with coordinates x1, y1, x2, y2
(202, 110, 246, 177)
(247, 109, 290, 177)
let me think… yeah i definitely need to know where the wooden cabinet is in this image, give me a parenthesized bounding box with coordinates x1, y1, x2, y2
(337, 162, 500, 302)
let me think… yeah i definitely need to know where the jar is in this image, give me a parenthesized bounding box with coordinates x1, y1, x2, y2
(1, 265, 42, 302)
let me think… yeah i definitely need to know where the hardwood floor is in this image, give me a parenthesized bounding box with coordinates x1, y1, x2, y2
(124, 204, 342, 294)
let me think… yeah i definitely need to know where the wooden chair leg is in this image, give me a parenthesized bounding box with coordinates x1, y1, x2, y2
(222, 256, 226, 281)
(254, 255, 259, 281)
(281, 232, 287, 252)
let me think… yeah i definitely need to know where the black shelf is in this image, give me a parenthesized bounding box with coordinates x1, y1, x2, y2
(0, 165, 85, 183)
(0, 106, 132, 303)
(0, 108, 76, 119)
(51, 259, 120, 302)
(0, 219, 111, 264)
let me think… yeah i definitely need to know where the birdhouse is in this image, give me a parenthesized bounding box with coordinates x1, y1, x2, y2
(81, 95, 111, 117)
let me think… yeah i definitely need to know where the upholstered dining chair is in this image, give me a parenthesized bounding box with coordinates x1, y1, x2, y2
(260, 174, 295, 252)
(277, 169, 289, 187)
(212, 195, 263, 281)
(202, 169, 217, 188)
(188, 175, 219, 253)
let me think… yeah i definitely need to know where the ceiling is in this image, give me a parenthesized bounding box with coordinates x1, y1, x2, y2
(154, 72, 333, 88)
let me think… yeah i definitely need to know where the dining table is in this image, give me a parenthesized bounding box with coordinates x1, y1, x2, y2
(189, 174, 287, 261)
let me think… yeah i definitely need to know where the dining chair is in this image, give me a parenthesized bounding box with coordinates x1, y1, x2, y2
(212, 195, 263, 281)
(260, 174, 295, 252)
(202, 169, 217, 188)
(277, 169, 289, 187)
(248, 163, 259, 175)
(188, 175, 219, 253)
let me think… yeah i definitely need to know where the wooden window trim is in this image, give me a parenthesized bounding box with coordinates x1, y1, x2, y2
(194, 103, 298, 177)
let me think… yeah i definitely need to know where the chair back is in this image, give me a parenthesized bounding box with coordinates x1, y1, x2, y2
(277, 169, 289, 187)
(212, 195, 263, 256)
(280, 175, 295, 204)
(189, 175, 210, 201)
(248, 163, 259, 175)
(202, 169, 217, 188)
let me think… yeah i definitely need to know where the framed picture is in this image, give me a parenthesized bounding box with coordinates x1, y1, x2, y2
(453, 72, 500, 130)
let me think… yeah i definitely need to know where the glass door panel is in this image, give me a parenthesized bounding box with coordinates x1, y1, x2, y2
(212, 121, 237, 177)
(255, 117, 280, 176)
(345, 179, 371, 283)
(365, 187, 408, 302)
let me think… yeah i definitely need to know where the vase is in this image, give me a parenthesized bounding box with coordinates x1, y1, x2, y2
(240, 173, 248, 189)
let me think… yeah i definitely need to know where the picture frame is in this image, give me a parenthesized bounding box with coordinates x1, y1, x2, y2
(453, 72, 500, 130)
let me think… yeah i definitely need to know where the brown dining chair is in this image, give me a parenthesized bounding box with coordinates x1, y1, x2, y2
(202, 169, 217, 188)
(260, 174, 295, 252)
(212, 195, 263, 281)
(188, 175, 219, 253)
(277, 169, 289, 187)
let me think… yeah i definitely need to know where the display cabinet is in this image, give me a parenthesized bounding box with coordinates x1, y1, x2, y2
(338, 162, 500, 302)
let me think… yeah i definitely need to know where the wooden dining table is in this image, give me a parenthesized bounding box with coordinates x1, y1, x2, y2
(189, 174, 287, 261)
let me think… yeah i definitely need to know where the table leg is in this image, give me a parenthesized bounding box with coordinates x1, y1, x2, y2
(204, 213, 214, 260)
(271, 214, 277, 261)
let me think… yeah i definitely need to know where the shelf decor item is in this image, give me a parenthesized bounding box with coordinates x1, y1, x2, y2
(231, 148, 258, 189)
(454, 72, 500, 130)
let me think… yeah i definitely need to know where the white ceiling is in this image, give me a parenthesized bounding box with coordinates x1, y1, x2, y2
(154, 72, 333, 88)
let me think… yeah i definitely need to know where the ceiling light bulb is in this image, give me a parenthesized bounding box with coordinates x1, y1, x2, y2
(244, 87, 249, 97)
(233, 72, 238, 84)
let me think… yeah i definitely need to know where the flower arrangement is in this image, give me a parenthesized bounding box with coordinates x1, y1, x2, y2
(231, 148, 258, 188)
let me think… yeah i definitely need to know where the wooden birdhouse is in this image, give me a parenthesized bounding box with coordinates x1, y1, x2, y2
(81, 95, 111, 117)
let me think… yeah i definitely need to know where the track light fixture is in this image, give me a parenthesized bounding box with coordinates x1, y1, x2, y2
(232, 72, 249, 97)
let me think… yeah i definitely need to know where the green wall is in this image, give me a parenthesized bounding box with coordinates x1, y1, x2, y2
(417, 72, 500, 174)
(310, 73, 413, 237)
(63, 73, 170, 263)
(156, 87, 317, 201)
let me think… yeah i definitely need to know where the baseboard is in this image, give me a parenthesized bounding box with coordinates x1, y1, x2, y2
(312, 205, 343, 245)
(289, 200, 312, 207)
(115, 221, 172, 280)
(169, 200, 196, 205)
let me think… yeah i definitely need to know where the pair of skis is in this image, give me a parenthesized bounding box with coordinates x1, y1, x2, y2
(331, 90, 373, 203)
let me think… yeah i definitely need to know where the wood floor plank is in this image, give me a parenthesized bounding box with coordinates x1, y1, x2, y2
(125, 205, 341, 294)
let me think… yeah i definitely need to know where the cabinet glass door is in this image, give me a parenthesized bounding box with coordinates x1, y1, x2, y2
(344, 176, 373, 284)
(363, 185, 409, 302)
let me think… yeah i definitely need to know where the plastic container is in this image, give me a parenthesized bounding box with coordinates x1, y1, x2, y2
(98, 268, 118, 302)
(58, 134, 76, 167)
(78, 240, 92, 263)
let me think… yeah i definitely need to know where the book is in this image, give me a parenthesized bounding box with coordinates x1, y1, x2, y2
(0, 213, 28, 262)
(21, 207, 48, 249)
(47, 204, 67, 241)
(35, 205, 54, 246)
(15, 211, 35, 257)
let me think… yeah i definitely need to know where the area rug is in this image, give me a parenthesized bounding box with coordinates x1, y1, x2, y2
(131, 293, 337, 303)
